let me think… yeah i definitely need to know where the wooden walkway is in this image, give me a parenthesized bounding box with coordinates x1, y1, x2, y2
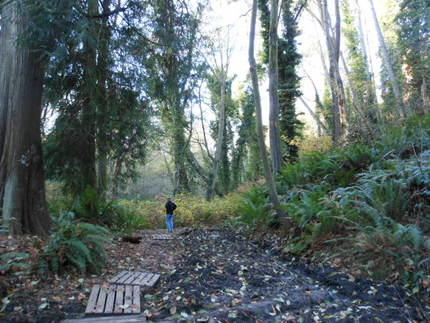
(152, 234, 174, 240)
(109, 271, 160, 287)
(85, 284, 140, 315)
(62, 229, 171, 321)
(62, 314, 146, 322)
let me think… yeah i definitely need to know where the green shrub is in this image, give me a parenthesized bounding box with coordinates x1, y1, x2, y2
(117, 193, 241, 229)
(39, 212, 110, 274)
(336, 214, 429, 285)
(279, 143, 378, 191)
(234, 186, 272, 231)
(48, 188, 149, 234)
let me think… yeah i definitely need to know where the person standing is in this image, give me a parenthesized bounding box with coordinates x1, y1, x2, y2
(165, 197, 177, 233)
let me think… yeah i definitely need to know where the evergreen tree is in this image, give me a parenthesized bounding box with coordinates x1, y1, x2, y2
(397, 0, 430, 112)
(258, 0, 304, 163)
(145, 0, 205, 195)
(43, 1, 151, 197)
(342, 0, 378, 139)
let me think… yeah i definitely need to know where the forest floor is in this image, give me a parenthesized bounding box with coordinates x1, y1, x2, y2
(1, 227, 430, 322)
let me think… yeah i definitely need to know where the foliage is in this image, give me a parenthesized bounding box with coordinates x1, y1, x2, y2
(258, 0, 304, 162)
(117, 193, 242, 229)
(38, 212, 110, 274)
(231, 86, 260, 189)
(342, 0, 378, 140)
(234, 186, 272, 231)
(397, 0, 430, 111)
(48, 188, 148, 234)
(234, 116, 430, 289)
(279, 143, 377, 190)
(337, 216, 428, 284)
(42, 1, 151, 196)
(0, 252, 30, 274)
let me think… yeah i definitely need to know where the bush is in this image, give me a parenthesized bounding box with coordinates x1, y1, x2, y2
(48, 188, 149, 234)
(233, 185, 271, 231)
(279, 143, 378, 191)
(337, 213, 429, 285)
(38, 212, 110, 274)
(117, 193, 242, 229)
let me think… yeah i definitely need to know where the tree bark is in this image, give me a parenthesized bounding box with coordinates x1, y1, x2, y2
(368, 0, 406, 118)
(299, 97, 327, 133)
(96, 0, 112, 199)
(207, 70, 226, 201)
(0, 1, 51, 235)
(268, 0, 282, 174)
(249, 0, 282, 216)
(80, 0, 99, 193)
(319, 0, 347, 144)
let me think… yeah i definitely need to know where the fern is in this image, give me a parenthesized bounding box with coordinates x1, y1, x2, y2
(236, 186, 272, 230)
(39, 212, 110, 274)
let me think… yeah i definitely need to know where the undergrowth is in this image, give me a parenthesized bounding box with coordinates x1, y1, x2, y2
(234, 114, 430, 293)
(38, 212, 110, 274)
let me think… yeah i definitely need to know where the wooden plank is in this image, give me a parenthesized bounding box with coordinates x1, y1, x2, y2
(139, 273, 153, 286)
(61, 314, 147, 322)
(114, 285, 125, 314)
(133, 272, 145, 285)
(110, 271, 128, 284)
(124, 272, 140, 285)
(132, 286, 140, 314)
(117, 272, 133, 284)
(146, 274, 160, 287)
(84, 285, 100, 314)
(104, 285, 116, 314)
(135, 273, 150, 286)
(124, 285, 133, 314)
(94, 285, 109, 313)
(152, 234, 174, 240)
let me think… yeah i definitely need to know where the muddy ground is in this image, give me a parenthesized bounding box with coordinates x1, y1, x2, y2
(1, 228, 429, 322)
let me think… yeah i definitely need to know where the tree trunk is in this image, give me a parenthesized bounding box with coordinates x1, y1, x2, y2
(356, 3, 379, 111)
(0, 1, 51, 235)
(207, 71, 226, 201)
(268, 0, 282, 174)
(81, 0, 99, 193)
(249, 0, 283, 216)
(368, 0, 406, 118)
(299, 97, 328, 133)
(96, 0, 112, 199)
(319, 0, 348, 144)
(172, 114, 190, 195)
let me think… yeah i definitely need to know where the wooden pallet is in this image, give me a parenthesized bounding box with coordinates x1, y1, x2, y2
(61, 314, 147, 322)
(109, 271, 160, 287)
(152, 234, 174, 240)
(85, 284, 140, 315)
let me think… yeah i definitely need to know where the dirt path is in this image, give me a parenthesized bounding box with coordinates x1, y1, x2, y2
(141, 228, 428, 322)
(2, 228, 429, 322)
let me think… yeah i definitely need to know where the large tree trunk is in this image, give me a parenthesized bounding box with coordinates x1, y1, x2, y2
(96, 0, 112, 198)
(368, 0, 406, 118)
(319, 0, 347, 144)
(172, 112, 190, 195)
(0, 1, 51, 235)
(80, 0, 99, 193)
(207, 70, 226, 201)
(268, 0, 282, 174)
(249, 0, 283, 217)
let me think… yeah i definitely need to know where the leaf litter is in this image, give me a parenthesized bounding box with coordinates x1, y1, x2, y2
(1, 228, 429, 322)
